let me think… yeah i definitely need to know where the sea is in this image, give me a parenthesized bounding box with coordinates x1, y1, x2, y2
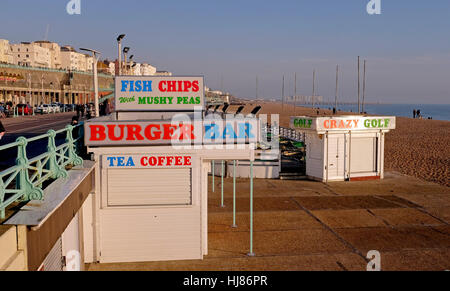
(314, 104, 450, 121)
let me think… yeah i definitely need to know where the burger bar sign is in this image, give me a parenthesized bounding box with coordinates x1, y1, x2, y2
(116, 76, 204, 111)
(85, 119, 258, 147)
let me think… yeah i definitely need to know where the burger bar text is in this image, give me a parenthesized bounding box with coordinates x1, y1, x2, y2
(85, 120, 258, 146)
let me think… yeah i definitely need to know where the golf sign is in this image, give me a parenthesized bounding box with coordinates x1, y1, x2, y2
(115, 76, 204, 111)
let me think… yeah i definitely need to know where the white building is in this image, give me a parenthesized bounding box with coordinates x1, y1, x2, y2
(11, 42, 51, 68)
(140, 63, 157, 76)
(108, 62, 115, 75)
(0, 39, 13, 64)
(60, 46, 88, 72)
(33, 41, 62, 69)
(131, 62, 141, 76)
(83, 54, 94, 72)
(154, 71, 172, 76)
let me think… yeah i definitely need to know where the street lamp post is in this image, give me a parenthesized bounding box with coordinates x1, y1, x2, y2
(117, 34, 125, 75)
(80, 48, 101, 118)
(123, 47, 130, 75)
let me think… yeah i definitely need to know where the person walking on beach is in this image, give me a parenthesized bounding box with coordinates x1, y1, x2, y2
(413, 109, 417, 119)
(0, 120, 6, 140)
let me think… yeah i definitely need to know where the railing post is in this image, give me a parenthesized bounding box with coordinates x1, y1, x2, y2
(65, 125, 83, 167)
(46, 130, 68, 179)
(232, 160, 237, 228)
(248, 160, 255, 257)
(221, 160, 225, 208)
(15, 137, 43, 202)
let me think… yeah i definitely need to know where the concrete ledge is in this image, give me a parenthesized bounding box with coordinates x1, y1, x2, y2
(5, 160, 95, 271)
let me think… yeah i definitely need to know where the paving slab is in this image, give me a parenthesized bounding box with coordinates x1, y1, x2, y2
(208, 210, 324, 232)
(312, 209, 387, 228)
(209, 197, 301, 213)
(376, 248, 450, 271)
(370, 208, 444, 227)
(87, 252, 367, 271)
(427, 207, 450, 224)
(207, 229, 351, 258)
(293, 196, 402, 211)
(395, 193, 450, 209)
(336, 226, 450, 254)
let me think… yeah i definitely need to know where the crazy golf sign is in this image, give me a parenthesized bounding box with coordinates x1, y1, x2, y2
(116, 76, 204, 111)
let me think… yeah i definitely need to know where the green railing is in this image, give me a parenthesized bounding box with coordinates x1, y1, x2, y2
(0, 123, 84, 219)
(0, 63, 114, 79)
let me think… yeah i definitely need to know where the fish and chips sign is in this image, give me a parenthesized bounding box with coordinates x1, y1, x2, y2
(115, 76, 204, 111)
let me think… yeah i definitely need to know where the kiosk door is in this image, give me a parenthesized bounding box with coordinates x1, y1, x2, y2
(327, 134, 345, 181)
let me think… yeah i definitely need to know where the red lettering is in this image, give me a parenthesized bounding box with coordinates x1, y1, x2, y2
(167, 81, 176, 92)
(353, 120, 359, 128)
(107, 125, 125, 141)
(159, 81, 167, 92)
(163, 124, 178, 140)
(179, 124, 195, 140)
(157, 156, 165, 166)
(324, 120, 330, 129)
(175, 156, 183, 166)
(149, 157, 157, 166)
(338, 120, 345, 129)
(192, 81, 199, 92)
(184, 81, 192, 92)
(140, 157, 148, 166)
(184, 156, 192, 166)
(331, 120, 337, 129)
(144, 124, 162, 140)
(89, 125, 106, 141)
(126, 125, 144, 141)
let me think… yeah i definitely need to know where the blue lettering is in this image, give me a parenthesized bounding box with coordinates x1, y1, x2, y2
(143, 81, 152, 92)
(117, 157, 125, 167)
(121, 80, 129, 92)
(107, 157, 117, 167)
(205, 124, 220, 140)
(129, 81, 135, 92)
(135, 81, 142, 92)
(223, 123, 237, 139)
(126, 157, 135, 167)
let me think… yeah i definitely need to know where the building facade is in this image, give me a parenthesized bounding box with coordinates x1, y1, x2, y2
(11, 42, 51, 68)
(140, 63, 157, 76)
(33, 41, 62, 69)
(0, 39, 13, 64)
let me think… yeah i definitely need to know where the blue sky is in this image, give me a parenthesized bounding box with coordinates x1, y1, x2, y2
(1, 0, 449, 104)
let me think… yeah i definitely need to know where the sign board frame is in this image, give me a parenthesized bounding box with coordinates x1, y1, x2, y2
(114, 75, 205, 112)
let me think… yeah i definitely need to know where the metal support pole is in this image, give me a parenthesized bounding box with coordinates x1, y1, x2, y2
(212, 160, 215, 192)
(221, 160, 225, 208)
(248, 161, 255, 257)
(232, 160, 237, 228)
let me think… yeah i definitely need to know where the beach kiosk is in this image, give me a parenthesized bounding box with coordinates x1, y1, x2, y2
(290, 115, 396, 182)
(82, 76, 257, 263)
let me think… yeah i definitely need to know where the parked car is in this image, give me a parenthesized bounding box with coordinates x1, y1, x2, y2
(17, 104, 33, 115)
(36, 104, 52, 114)
(51, 103, 61, 113)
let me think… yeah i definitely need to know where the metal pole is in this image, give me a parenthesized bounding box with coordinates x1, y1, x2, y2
(312, 70, 316, 108)
(212, 161, 215, 192)
(281, 75, 285, 111)
(358, 56, 361, 113)
(93, 52, 100, 117)
(232, 160, 237, 228)
(335, 65, 339, 112)
(248, 160, 255, 257)
(118, 41, 122, 76)
(294, 72, 297, 115)
(221, 160, 225, 208)
(362, 60, 366, 114)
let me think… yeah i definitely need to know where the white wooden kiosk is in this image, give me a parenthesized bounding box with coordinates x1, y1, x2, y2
(290, 115, 396, 182)
(82, 76, 257, 263)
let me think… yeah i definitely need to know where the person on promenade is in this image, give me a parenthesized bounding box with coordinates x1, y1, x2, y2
(0, 120, 6, 140)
